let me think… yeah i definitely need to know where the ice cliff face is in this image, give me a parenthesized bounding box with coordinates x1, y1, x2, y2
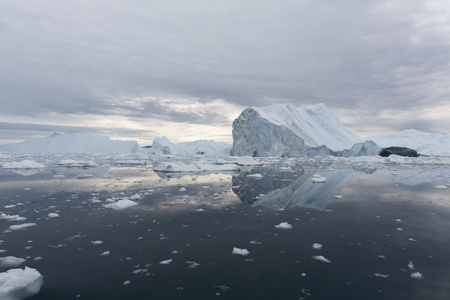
(0, 131, 140, 154)
(231, 103, 378, 157)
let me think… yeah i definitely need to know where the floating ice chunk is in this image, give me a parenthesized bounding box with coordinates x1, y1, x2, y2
(334, 195, 342, 199)
(91, 240, 103, 245)
(4, 205, 16, 209)
(410, 272, 423, 279)
(434, 185, 448, 189)
(179, 187, 187, 192)
(235, 156, 264, 166)
(129, 193, 142, 200)
(58, 160, 98, 167)
(159, 259, 173, 265)
(311, 175, 326, 183)
(48, 213, 59, 218)
(76, 174, 94, 179)
(123, 280, 130, 285)
(275, 222, 292, 230)
(2, 160, 44, 169)
(408, 238, 418, 242)
(232, 247, 250, 256)
(312, 243, 322, 250)
(196, 208, 204, 212)
(186, 261, 201, 268)
(374, 273, 390, 278)
(103, 199, 138, 211)
(408, 260, 414, 270)
(247, 173, 263, 179)
(0, 256, 26, 267)
(100, 251, 110, 256)
(301, 273, 306, 277)
(0, 214, 26, 221)
(9, 223, 37, 231)
(312, 255, 332, 263)
(0, 267, 43, 299)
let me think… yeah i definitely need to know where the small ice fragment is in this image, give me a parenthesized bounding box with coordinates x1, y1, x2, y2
(374, 273, 390, 278)
(91, 240, 103, 245)
(378, 255, 386, 259)
(196, 208, 204, 212)
(408, 260, 414, 270)
(186, 261, 201, 268)
(24, 188, 31, 191)
(408, 238, 418, 242)
(301, 273, 306, 277)
(123, 280, 130, 285)
(396, 228, 404, 231)
(311, 255, 332, 263)
(247, 173, 263, 179)
(311, 175, 326, 183)
(129, 193, 142, 200)
(76, 174, 94, 179)
(275, 222, 292, 229)
(179, 187, 187, 192)
(434, 185, 448, 189)
(159, 259, 173, 265)
(410, 272, 423, 279)
(334, 195, 342, 199)
(0, 256, 26, 267)
(312, 243, 322, 250)
(9, 223, 37, 231)
(100, 251, 110, 256)
(395, 219, 402, 222)
(103, 199, 138, 211)
(232, 247, 250, 256)
(48, 213, 59, 218)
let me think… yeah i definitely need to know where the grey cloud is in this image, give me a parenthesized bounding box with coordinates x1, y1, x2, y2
(1, 0, 450, 142)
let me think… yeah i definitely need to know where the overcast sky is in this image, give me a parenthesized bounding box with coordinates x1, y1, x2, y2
(1, 0, 450, 146)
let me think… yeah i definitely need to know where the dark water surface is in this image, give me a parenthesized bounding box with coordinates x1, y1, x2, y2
(0, 163, 449, 300)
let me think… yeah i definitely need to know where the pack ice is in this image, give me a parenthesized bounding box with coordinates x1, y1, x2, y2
(231, 103, 379, 157)
(0, 131, 139, 154)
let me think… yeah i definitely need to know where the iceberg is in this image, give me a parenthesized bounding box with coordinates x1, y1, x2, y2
(150, 136, 232, 156)
(0, 131, 139, 154)
(231, 103, 379, 157)
(0, 267, 43, 300)
(366, 129, 450, 157)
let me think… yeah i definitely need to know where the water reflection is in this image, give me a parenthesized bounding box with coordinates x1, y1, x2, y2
(232, 163, 362, 210)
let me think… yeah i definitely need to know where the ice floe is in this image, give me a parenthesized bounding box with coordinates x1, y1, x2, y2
(0, 256, 26, 267)
(159, 259, 173, 265)
(311, 255, 332, 263)
(232, 247, 250, 256)
(9, 223, 37, 231)
(275, 222, 292, 229)
(103, 199, 138, 211)
(312, 243, 322, 250)
(410, 272, 423, 279)
(0, 267, 43, 300)
(2, 160, 44, 169)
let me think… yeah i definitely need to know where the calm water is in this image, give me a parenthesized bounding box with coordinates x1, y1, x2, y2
(1, 159, 450, 300)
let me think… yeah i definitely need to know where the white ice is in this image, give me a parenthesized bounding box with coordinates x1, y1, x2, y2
(2, 160, 44, 169)
(103, 199, 138, 211)
(312, 243, 322, 250)
(9, 223, 37, 231)
(0, 267, 43, 300)
(311, 255, 332, 263)
(275, 222, 292, 229)
(232, 247, 250, 256)
(0, 256, 26, 267)
(410, 272, 423, 279)
(159, 259, 173, 265)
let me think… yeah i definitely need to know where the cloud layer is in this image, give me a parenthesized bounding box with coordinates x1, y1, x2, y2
(1, 0, 450, 144)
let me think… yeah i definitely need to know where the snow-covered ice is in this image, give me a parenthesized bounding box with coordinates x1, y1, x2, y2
(0, 256, 26, 267)
(312, 255, 332, 263)
(103, 199, 138, 211)
(232, 247, 250, 256)
(275, 222, 292, 229)
(0, 267, 43, 300)
(9, 223, 37, 231)
(2, 160, 44, 169)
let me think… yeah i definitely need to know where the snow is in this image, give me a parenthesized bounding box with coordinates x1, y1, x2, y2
(232, 247, 250, 256)
(0, 131, 139, 154)
(103, 199, 138, 211)
(2, 160, 44, 169)
(312, 255, 332, 263)
(0, 256, 26, 267)
(9, 223, 37, 231)
(0, 267, 43, 300)
(366, 129, 450, 156)
(275, 222, 292, 229)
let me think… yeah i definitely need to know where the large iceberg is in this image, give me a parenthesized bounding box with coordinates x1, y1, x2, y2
(0, 131, 140, 154)
(231, 103, 379, 157)
(150, 136, 232, 156)
(366, 129, 450, 157)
